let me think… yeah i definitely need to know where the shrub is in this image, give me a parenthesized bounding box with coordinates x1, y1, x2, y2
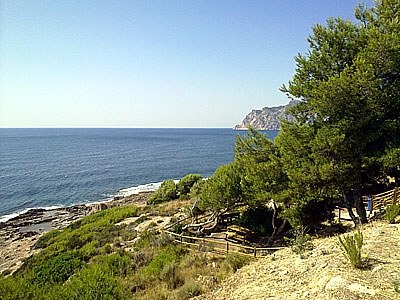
(57, 264, 128, 300)
(291, 226, 313, 258)
(178, 174, 203, 195)
(160, 262, 184, 288)
(33, 251, 83, 285)
(143, 249, 178, 279)
(385, 203, 400, 224)
(148, 179, 178, 204)
(394, 279, 400, 294)
(224, 253, 251, 272)
(33, 229, 61, 249)
(177, 280, 203, 299)
(338, 228, 364, 268)
(173, 222, 184, 234)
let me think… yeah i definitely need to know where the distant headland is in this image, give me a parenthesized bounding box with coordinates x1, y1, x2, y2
(234, 100, 300, 130)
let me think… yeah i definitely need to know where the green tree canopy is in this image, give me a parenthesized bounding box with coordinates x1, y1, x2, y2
(148, 179, 178, 204)
(177, 174, 203, 195)
(280, 0, 400, 223)
(234, 128, 287, 207)
(198, 163, 243, 214)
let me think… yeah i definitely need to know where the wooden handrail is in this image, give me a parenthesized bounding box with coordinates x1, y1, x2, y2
(164, 228, 284, 258)
(369, 188, 399, 215)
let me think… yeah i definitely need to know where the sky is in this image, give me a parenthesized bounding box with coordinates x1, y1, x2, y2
(0, 0, 374, 128)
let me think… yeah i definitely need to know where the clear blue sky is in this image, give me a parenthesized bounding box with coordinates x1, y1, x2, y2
(0, 0, 373, 128)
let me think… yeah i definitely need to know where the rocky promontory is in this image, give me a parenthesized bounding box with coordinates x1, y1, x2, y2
(234, 100, 300, 130)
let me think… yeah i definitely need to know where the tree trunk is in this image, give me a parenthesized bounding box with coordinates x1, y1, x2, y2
(354, 167, 367, 224)
(268, 219, 288, 246)
(342, 188, 358, 226)
(345, 197, 358, 226)
(267, 201, 277, 246)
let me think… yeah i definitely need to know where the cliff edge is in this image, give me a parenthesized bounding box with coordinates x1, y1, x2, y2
(234, 100, 300, 130)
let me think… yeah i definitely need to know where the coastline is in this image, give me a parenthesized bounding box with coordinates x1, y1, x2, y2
(0, 192, 152, 275)
(0, 181, 167, 224)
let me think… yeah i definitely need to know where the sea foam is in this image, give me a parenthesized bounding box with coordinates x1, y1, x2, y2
(113, 180, 180, 197)
(0, 205, 64, 223)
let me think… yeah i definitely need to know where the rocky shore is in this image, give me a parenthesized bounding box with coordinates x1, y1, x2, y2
(0, 192, 152, 275)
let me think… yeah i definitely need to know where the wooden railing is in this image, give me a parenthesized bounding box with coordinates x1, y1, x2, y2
(163, 211, 284, 258)
(163, 228, 284, 258)
(368, 187, 399, 214)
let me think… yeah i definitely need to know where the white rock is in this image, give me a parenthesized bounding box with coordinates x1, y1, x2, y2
(319, 262, 328, 269)
(372, 265, 383, 273)
(347, 283, 376, 295)
(278, 270, 289, 276)
(325, 276, 347, 291)
(302, 291, 310, 298)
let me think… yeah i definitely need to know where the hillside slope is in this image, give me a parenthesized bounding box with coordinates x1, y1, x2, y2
(196, 221, 400, 300)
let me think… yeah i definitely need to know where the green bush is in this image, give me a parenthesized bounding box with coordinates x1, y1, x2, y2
(385, 203, 400, 224)
(57, 264, 128, 300)
(338, 228, 364, 268)
(394, 279, 400, 294)
(160, 261, 184, 288)
(178, 174, 203, 195)
(291, 227, 313, 258)
(33, 251, 83, 285)
(177, 280, 203, 299)
(224, 253, 251, 272)
(148, 179, 178, 204)
(143, 248, 179, 279)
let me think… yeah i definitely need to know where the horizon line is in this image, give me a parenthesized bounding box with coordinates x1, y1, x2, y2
(0, 126, 234, 129)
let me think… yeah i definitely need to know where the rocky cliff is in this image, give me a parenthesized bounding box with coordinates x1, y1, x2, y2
(234, 100, 300, 130)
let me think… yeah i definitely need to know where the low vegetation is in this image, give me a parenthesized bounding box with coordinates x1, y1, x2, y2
(384, 203, 400, 224)
(338, 228, 364, 269)
(290, 227, 313, 259)
(0, 202, 243, 300)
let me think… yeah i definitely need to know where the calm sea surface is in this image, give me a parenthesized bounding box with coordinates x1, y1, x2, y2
(0, 128, 278, 221)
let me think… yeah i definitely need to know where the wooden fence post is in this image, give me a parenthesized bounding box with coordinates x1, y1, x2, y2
(180, 233, 183, 244)
(226, 242, 229, 254)
(254, 247, 256, 258)
(370, 196, 374, 214)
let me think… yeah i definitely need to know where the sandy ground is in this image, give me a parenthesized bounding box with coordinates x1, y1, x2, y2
(195, 221, 400, 300)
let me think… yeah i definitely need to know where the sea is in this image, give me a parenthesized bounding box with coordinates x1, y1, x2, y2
(0, 128, 278, 222)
